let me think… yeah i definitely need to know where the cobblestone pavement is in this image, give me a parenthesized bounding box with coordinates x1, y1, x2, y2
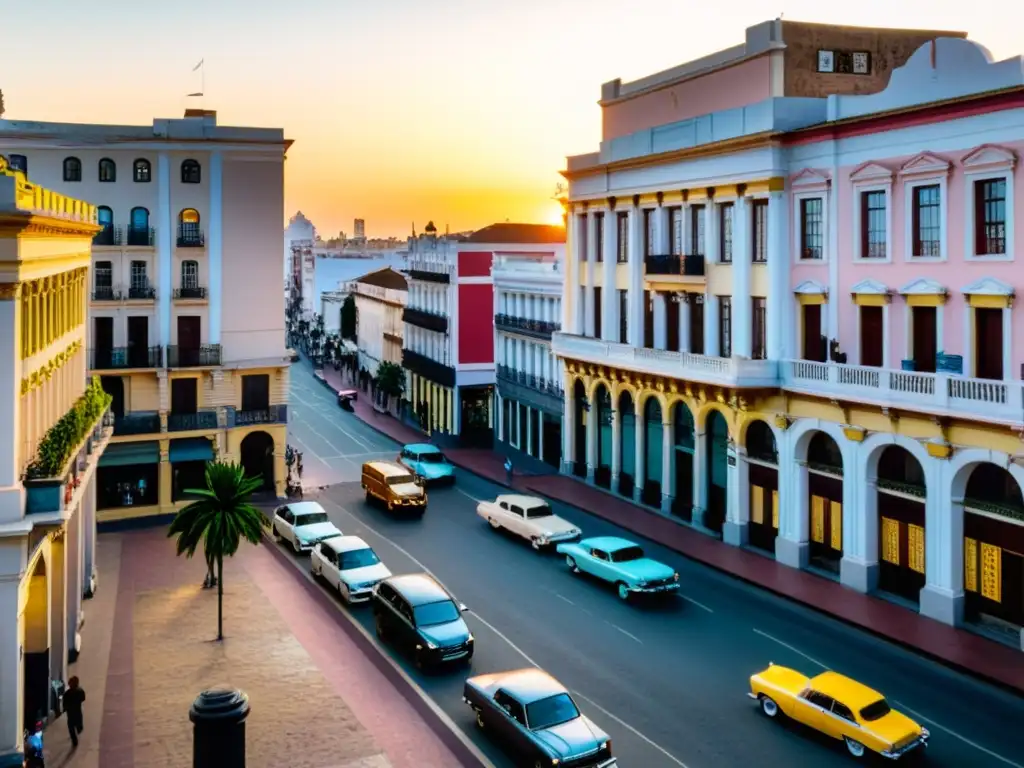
(45, 527, 466, 768)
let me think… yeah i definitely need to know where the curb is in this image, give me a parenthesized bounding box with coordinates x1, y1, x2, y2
(258, 530, 493, 767)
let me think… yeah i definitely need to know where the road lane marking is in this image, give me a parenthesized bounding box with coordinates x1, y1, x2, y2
(553, 592, 575, 606)
(752, 628, 829, 669)
(680, 595, 714, 613)
(607, 622, 643, 644)
(455, 488, 482, 504)
(571, 691, 689, 768)
(890, 700, 1023, 767)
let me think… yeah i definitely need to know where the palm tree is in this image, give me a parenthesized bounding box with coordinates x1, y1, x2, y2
(167, 461, 267, 640)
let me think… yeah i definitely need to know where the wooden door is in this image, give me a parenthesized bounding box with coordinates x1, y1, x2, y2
(689, 295, 704, 354)
(170, 377, 198, 414)
(666, 296, 680, 351)
(643, 290, 654, 349)
(911, 306, 936, 373)
(859, 306, 883, 367)
(974, 308, 1004, 380)
(177, 315, 201, 349)
(802, 304, 823, 361)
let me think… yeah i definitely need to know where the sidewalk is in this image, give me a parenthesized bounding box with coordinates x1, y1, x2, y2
(315, 367, 1024, 695)
(45, 526, 473, 768)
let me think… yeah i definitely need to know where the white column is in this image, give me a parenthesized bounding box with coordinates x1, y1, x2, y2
(775, 429, 810, 569)
(656, 205, 670, 254)
(0, 292, 22, 503)
(525, 407, 533, 457)
(496, 393, 504, 441)
(67, 494, 83, 660)
(704, 199, 719, 265)
(564, 213, 580, 332)
(157, 151, 173, 347)
(766, 190, 790, 360)
(660, 416, 674, 514)
(628, 203, 644, 347)
(561, 387, 574, 475)
(583, 213, 597, 337)
(653, 292, 667, 350)
(633, 408, 646, 503)
(920, 459, 965, 625)
(732, 195, 752, 358)
(705, 295, 720, 356)
(208, 150, 224, 346)
(679, 295, 691, 353)
(585, 400, 598, 482)
(602, 210, 617, 341)
(692, 427, 707, 525)
(84, 478, 97, 596)
(0, 578, 22, 756)
(724, 447, 750, 546)
(610, 406, 622, 484)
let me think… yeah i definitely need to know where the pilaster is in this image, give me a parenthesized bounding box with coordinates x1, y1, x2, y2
(704, 295, 720, 357)
(766, 190, 789, 359)
(692, 428, 707, 527)
(157, 152, 173, 347)
(602, 208, 617, 341)
(732, 195, 752, 358)
(921, 458, 964, 625)
(679, 295, 691, 353)
(0, 286, 22, 501)
(561, 388, 574, 475)
(610, 407, 622, 486)
(660, 417, 674, 514)
(653, 293, 667, 350)
(633, 405, 645, 504)
(208, 151, 224, 346)
(0, 573, 23, 757)
(627, 203, 644, 348)
(724, 447, 750, 547)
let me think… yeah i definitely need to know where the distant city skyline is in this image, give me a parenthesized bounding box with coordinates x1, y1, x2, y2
(2, 1, 1017, 238)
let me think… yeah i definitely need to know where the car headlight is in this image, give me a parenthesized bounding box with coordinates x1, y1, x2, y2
(638, 580, 648, 587)
(467, 634, 474, 643)
(538, 533, 550, 542)
(426, 641, 437, 650)
(673, 572, 680, 582)
(599, 740, 609, 751)
(921, 728, 930, 738)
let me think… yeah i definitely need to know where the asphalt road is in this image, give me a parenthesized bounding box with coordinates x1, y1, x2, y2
(287, 363, 1024, 768)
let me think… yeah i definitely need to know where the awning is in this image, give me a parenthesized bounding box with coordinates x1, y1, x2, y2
(169, 437, 215, 463)
(99, 441, 160, 467)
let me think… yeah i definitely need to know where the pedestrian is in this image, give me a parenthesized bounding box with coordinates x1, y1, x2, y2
(504, 456, 513, 486)
(62, 676, 86, 748)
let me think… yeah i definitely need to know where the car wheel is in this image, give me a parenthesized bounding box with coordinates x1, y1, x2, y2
(844, 738, 866, 759)
(759, 695, 780, 719)
(374, 616, 387, 642)
(474, 709, 485, 729)
(616, 582, 631, 601)
(291, 537, 301, 554)
(339, 582, 350, 604)
(365, 490, 372, 503)
(566, 556, 580, 574)
(414, 648, 427, 670)
(271, 525, 281, 542)
(310, 561, 319, 578)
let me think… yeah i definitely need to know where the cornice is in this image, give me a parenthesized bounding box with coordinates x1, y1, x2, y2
(0, 213, 102, 239)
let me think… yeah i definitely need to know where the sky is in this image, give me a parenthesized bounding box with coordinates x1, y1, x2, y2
(1, 1, 1018, 238)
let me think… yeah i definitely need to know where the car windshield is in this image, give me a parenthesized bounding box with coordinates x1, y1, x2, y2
(295, 512, 329, 526)
(526, 504, 553, 518)
(413, 599, 460, 627)
(338, 548, 380, 570)
(610, 546, 644, 562)
(526, 693, 580, 731)
(386, 474, 417, 485)
(418, 452, 446, 463)
(859, 698, 892, 721)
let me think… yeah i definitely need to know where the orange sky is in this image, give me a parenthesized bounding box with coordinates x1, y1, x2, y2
(1, 1, 1016, 238)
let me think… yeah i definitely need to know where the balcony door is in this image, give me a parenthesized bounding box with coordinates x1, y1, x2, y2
(171, 377, 198, 415)
(974, 308, 1004, 380)
(127, 316, 149, 367)
(241, 374, 270, 412)
(689, 294, 704, 354)
(859, 306, 884, 367)
(911, 306, 936, 373)
(177, 316, 201, 349)
(93, 317, 114, 369)
(801, 304, 824, 362)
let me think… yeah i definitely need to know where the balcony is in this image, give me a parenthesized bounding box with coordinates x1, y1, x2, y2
(90, 346, 163, 370)
(496, 364, 564, 416)
(113, 412, 161, 436)
(126, 226, 155, 247)
(167, 410, 218, 432)
(402, 307, 448, 334)
(173, 286, 208, 300)
(92, 285, 122, 302)
(177, 227, 205, 248)
(93, 226, 123, 247)
(782, 361, 1024, 425)
(167, 344, 222, 368)
(406, 260, 452, 284)
(402, 348, 456, 389)
(643, 253, 705, 285)
(228, 404, 289, 427)
(127, 284, 157, 301)
(494, 314, 560, 340)
(552, 332, 778, 389)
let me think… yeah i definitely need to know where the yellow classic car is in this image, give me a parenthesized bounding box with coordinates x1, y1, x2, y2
(748, 664, 929, 760)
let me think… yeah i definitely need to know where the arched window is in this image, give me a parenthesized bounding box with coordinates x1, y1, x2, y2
(133, 158, 151, 183)
(63, 157, 82, 182)
(181, 159, 201, 184)
(98, 158, 116, 183)
(128, 207, 151, 245)
(178, 208, 202, 246)
(7, 154, 28, 175)
(95, 206, 115, 246)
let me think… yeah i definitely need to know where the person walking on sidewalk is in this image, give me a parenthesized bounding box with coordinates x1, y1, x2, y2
(62, 676, 86, 748)
(504, 456, 513, 486)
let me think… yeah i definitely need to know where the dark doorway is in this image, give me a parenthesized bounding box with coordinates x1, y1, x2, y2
(572, 379, 586, 477)
(705, 410, 728, 534)
(94, 316, 114, 368)
(746, 420, 779, 553)
(672, 402, 695, 522)
(666, 296, 680, 351)
(541, 412, 561, 469)
(459, 386, 493, 448)
(974, 308, 1004, 380)
(171, 378, 198, 414)
(127, 316, 150, 367)
(242, 374, 271, 412)
(877, 446, 926, 602)
(859, 306, 883, 367)
(806, 431, 844, 574)
(240, 431, 275, 491)
(911, 306, 937, 373)
(101, 376, 125, 417)
(802, 304, 824, 361)
(689, 295, 705, 354)
(643, 290, 653, 349)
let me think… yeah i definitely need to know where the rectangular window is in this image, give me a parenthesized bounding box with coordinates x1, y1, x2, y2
(593, 286, 602, 339)
(975, 178, 1007, 256)
(618, 289, 628, 344)
(577, 214, 588, 261)
(643, 209, 655, 256)
(7, 154, 27, 175)
(241, 374, 271, 411)
(719, 203, 734, 263)
(752, 200, 768, 263)
(751, 297, 766, 360)
(616, 212, 629, 263)
(860, 190, 887, 259)
(594, 212, 604, 262)
(94, 261, 112, 289)
(689, 205, 705, 254)
(718, 296, 732, 358)
(800, 198, 824, 259)
(912, 185, 941, 257)
(130, 261, 148, 290)
(669, 207, 683, 256)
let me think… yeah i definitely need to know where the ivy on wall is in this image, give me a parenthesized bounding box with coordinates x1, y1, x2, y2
(26, 376, 112, 479)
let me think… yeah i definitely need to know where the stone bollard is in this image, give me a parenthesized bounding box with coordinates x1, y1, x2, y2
(190, 688, 251, 768)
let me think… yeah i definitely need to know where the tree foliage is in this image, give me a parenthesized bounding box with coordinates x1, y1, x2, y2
(341, 294, 357, 340)
(375, 361, 405, 406)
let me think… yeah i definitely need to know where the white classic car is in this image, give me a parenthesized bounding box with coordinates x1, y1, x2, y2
(310, 535, 392, 604)
(476, 494, 582, 550)
(271, 501, 342, 554)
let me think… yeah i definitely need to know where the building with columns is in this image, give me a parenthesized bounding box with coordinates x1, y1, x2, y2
(556, 26, 1024, 646)
(0, 110, 292, 528)
(0, 158, 113, 763)
(493, 244, 565, 470)
(354, 267, 408, 382)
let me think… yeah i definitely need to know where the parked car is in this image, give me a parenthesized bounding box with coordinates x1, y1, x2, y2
(310, 535, 392, 604)
(748, 664, 929, 760)
(464, 668, 616, 767)
(557, 536, 680, 601)
(361, 460, 427, 514)
(271, 501, 342, 554)
(398, 443, 455, 485)
(476, 494, 581, 550)
(337, 389, 358, 411)
(371, 573, 472, 669)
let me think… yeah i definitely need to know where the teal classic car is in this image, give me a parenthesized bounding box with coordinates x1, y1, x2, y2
(557, 536, 680, 601)
(398, 443, 456, 485)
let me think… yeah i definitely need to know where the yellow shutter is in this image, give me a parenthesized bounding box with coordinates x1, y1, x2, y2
(907, 524, 925, 574)
(881, 518, 900, 565)
(772, 490, 779, 529)
(751, 485, 764, 524)
(829, 501, 842, 551)
(811, 496, 825, 543)
(964, 537, 978, 592)
(980, 543, 1001, 602)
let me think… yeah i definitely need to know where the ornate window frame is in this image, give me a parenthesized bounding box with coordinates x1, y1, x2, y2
(899, 152, 950, 263)
(961, 144, 1016, 263)
(849, 162, 894, 264)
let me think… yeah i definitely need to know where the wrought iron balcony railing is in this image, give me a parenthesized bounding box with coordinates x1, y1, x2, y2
(113, 412, 162, 436)
(402, 307, 448, 333)
(126, 226, 155, 247)
(127, 284, 157, 300)
(174, 286, 208, 300)
(93, 226, 123, 246)
(91, 285, 122, 301)
(177, 227, 205, 248)
(643, 253, 705, 276)
(401, 348, 455, 389)
(167, 344, 222, 367)
(90, 345, 163, 370)
(231, 404, 289, 427)
(496, 364, 564, 398)
(167, 410, 218, 432)
(494, 314, 560, 339)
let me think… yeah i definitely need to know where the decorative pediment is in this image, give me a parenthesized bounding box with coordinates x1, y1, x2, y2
(961, 144, 1017, 172)
(851, 278, 890, 295)
(849, 162, 893, 184)
(794, 279, 828, 295)
(961, 276, 1014, 296)
(898, 152, 951, 178)
(789, 168, 831, 189)
(899, 277, 946, 296)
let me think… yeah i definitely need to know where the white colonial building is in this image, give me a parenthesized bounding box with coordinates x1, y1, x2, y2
(353, 267, 407, 379)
